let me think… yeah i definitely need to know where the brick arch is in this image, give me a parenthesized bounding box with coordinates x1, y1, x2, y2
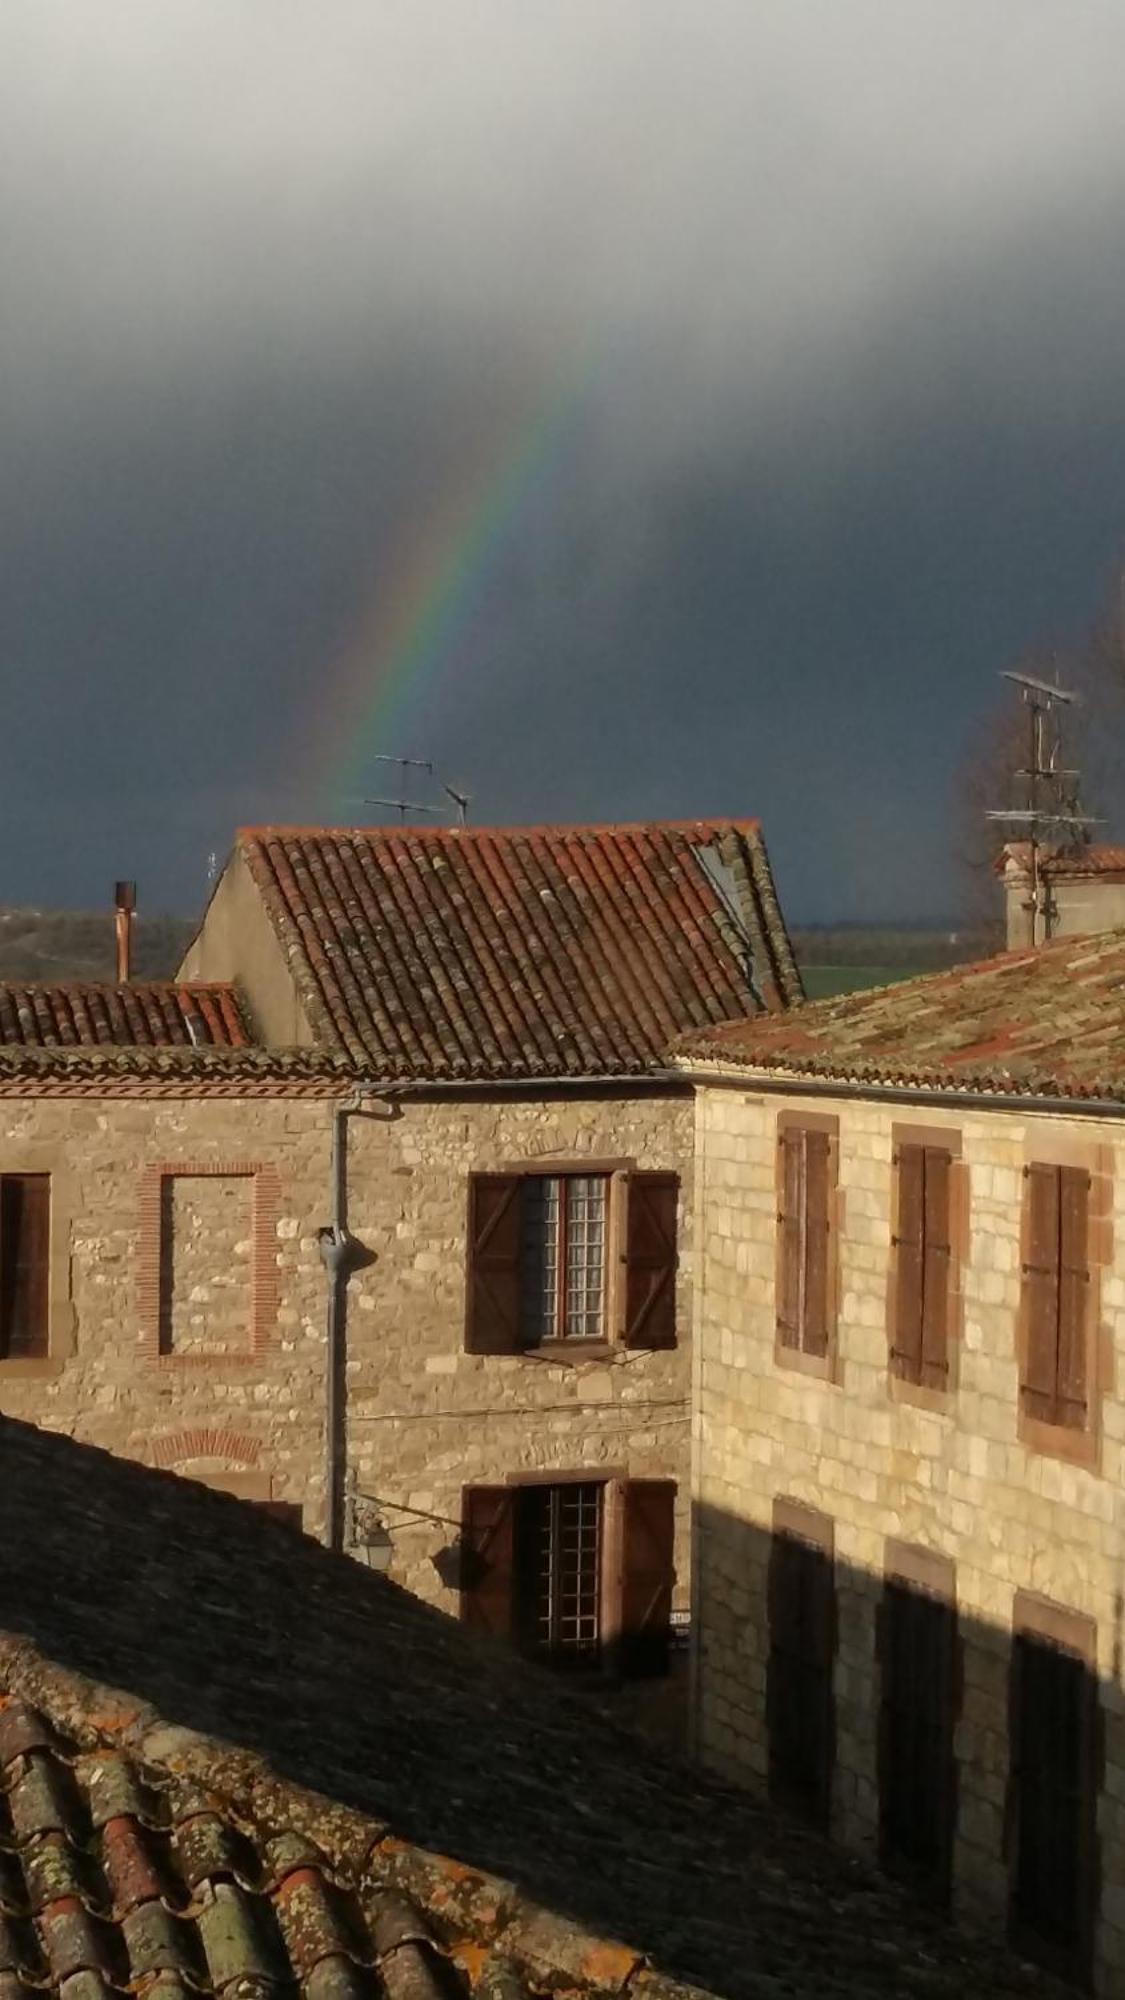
(150, 1427, 261, 1471)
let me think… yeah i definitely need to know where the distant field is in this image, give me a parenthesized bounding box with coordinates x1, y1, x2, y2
(799, 964, 926, 1000)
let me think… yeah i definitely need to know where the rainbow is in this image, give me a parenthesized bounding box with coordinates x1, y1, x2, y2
(303, 342, 599, 817)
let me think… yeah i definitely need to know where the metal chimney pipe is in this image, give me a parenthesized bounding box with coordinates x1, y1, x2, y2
(114, 881, 136, 983)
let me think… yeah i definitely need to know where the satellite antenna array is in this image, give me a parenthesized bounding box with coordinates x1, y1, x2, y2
(985, 667, 1100, 945)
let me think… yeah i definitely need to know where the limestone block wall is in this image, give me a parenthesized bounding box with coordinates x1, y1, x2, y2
(692, 1080, 1125, 1990)
(0, 1084, 693, 1638)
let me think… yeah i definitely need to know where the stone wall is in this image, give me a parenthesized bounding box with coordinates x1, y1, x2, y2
(692, 1079, 1125, 1991)
(0, 1085, 692, 1699)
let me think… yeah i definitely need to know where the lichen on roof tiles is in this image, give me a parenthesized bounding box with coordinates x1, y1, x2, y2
(674, 925, 1125, 1101)
(236, 821, 802, 1079)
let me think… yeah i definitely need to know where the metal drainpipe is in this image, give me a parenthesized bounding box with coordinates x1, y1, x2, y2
(317, 1092, 370, 1554)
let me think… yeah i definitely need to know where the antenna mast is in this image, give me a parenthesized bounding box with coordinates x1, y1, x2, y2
(985, 670, 1099, 945)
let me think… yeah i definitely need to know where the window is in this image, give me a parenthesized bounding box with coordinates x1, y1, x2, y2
(1009, 1605, 1099, 1984)
(890, 1142, 953, 1388)
(767, 1501, 835, 1827)
(1021, 1164, 1090, 1431)
(878, 1550, 958, 1903)
(520, 1176, 608, 1341)
(466, 1170, 678, 1353)
(776, 1121, 836, 1362)
(461, 1478, 676, 1678)
(0, 1174, 50, 1361)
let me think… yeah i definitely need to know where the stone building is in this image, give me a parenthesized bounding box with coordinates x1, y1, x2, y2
(676, 927, 1125, 1991)
(0, 819, 800, 1713)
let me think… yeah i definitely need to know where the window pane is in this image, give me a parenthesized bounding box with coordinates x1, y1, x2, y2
(519, 1177, 560, 1342)
(564, 1176, 606, 1338)
(514, 1482, 603, 1670)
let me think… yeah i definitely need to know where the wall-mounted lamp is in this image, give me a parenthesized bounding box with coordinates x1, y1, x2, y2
(348, 1493, 394, 1574)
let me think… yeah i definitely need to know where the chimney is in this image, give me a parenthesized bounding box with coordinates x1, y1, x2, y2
(999, 843, 1125, 949)
(114, 881, 136, 983)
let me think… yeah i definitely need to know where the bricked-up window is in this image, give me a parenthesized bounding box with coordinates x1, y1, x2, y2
(776, 1125, 834, 1359)
(767, 1503, 835, 1826)
(1021, 1164, 1090, 1430)
(878, 1557, 958, 1903)
(890, 1144, 952, 1387)
(466, 1171, 678, 1352)
(0, 1175, 50, 1361)
(1009, 1618, 1099, 1984)
(461, 1478, 675, 1679)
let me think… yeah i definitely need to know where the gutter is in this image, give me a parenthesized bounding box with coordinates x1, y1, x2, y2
(671, 1064, 1125, 1121)
(317, 1092, 372, 1553)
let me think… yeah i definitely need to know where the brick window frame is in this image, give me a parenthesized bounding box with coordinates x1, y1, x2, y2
(885, 1123, 966, 1411)
(465, 1157, 679, 1357)
(138, 1160, 280, 1366)
(1016, 1142, 1111, 1470)
(0, 1150, 74, 1380)
(774, 1111, 840, 1380)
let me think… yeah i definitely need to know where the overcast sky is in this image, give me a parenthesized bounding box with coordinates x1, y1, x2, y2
(4, 2, 1125, 922)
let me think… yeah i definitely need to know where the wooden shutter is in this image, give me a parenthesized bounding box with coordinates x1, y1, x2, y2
(465, 1175, 522, 1353)
(623, 1173, 678, 1349)
(802, 1133, 831, 1357)
(460, 1486, 516, 1638)
(618, 1479, 675, 1678)
(891, 1145, 924, 1380)
(1022, 1165, 1061, 1423)
(1010, 1631, 1098, 1979)
(767, 1525, 835, 1825)
(878, 1578, 957, 1900)
(920, 1150, 952, 1388)
(0, 1175, 50, 1361)
(1056, 1168, 1090, 1430)
(776, 1128, 804, 1348)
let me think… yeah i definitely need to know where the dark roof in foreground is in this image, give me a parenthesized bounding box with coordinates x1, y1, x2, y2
(234, 820, 802, 1078)
(0, 1418, 1063, 2000)
(0, 982, 249, 1049)
(674, 926, 1125, 1102)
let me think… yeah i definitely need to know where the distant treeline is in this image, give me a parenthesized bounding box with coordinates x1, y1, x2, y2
(0, 909, 195, 983)
(791, 924, 1002, 970)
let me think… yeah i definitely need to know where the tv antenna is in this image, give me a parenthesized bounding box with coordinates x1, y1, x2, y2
(985, 668, 1100, 944)
(349, 755, 473, 826)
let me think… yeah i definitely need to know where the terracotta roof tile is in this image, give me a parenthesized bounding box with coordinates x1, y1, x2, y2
(233, 821, 802, 1079)
(0, 984, 249, 1050)
(999, 842, 1125, 878)
(0, 1419, 1067, 2000)
(674, 925, 1125, 1100)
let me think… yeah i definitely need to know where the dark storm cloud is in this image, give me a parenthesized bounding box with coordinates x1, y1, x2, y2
(4, 1, 1125, 918)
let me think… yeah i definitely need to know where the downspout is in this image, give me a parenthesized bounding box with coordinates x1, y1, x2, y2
(317, 1092, 370, 1553)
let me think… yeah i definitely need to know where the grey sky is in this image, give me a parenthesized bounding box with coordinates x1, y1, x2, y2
(4, 3, 1125, 920)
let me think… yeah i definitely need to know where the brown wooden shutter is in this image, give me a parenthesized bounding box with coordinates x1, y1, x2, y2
(802, 1131, 831, 1358)
(776, 1128, 805, 1349)
(623, 1172, 678, 1349)
(891, 1144, 924, 1381)
(920, 1150, 952, 1388)
(1056, 1167, 1090, 1430)
(618, 1479, 675, 1677)
(767, 1526, 835, 1826)
(1022, 1166, 1061, 1423)
(0, 1175, 50, 1361)
(460, 1485, 516, 1639)
(465, 1175, 522, 1353)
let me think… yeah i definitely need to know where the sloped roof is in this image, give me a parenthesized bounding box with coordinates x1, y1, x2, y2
(674, 927, 1125, 1102)
(999, 842, 1125, 879)
(0, 982, 248, 1049)
(0, 1418, 1063, 2000)
(235, 821, 801, 1079)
